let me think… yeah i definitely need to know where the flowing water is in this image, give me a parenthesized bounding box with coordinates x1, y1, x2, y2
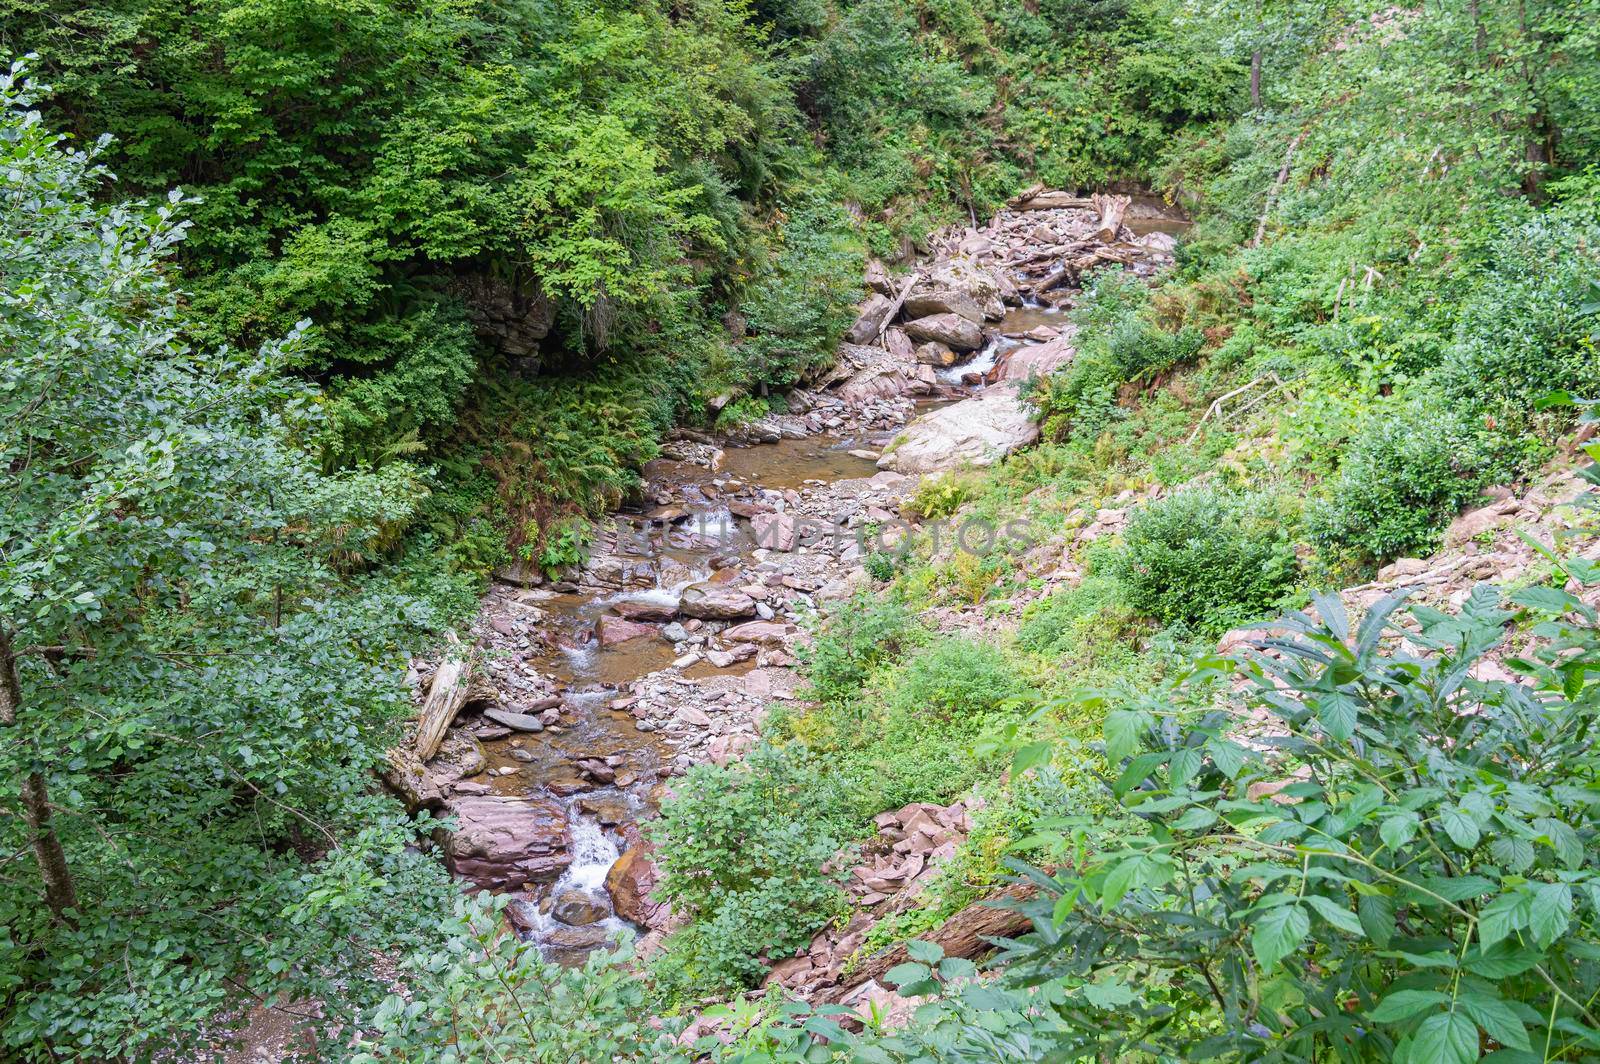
(468, 208, 1190, 963)
(478, 436, 881, 962)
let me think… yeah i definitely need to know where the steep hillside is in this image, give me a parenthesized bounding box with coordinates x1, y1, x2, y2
(4, 1, 1600, 1061)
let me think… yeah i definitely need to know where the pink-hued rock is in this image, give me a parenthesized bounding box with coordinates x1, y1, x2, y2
(613, 599, 679, 622)
(751, 511, 799, 551)
(597, 615, 657, 646)
(445, 796, 571, 889)
(722, 620, 794, 645)
(1000, 335, 1075, 381)
(679, 581, 757, 620)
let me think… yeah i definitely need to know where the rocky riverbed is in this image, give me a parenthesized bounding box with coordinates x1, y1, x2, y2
(389, 191, 1188, 974)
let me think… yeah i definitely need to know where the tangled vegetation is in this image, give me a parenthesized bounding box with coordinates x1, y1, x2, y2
(6, 0, 1600, 1059)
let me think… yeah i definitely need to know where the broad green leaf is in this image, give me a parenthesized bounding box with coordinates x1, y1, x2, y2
(1440, 805, 1481, 849)
(1304, 894, 1364, 935)
(1369, 989, 1452, 1023)
(1409, 1010, 1480, 1064)
(1251, 902, 1309, 973)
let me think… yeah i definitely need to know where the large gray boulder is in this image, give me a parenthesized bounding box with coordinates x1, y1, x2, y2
(903, 290, 984, 323)
(845, 294, 895, 344)
(903, 313, 984, 352)
(877, 384, 1040, 474)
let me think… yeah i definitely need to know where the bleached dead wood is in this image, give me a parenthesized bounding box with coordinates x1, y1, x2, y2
(875, 270, 923, 347)
(1010, 191, 1097, 211)
(414, 633, 473, 762)
(1091, 192, 1130, 242)
(1251, 128, 1308, 248)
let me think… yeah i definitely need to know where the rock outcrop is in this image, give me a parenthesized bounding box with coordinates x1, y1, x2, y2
(444, 795, 572, 889)
(878, 385, 1040, 474)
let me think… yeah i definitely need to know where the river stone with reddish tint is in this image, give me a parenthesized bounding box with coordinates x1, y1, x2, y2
(606, 844, 671, 929)
(596, 615, 656, 646)
(723, 620, 793, 646)
(444, 795, 571, 889)
(612, 599, 679, 622)
(679, 580, 757, 620)
(751, 512, 798, 551)
(999, 334, 1075, 381)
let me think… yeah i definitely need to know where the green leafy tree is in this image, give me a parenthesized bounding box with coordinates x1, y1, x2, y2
(0, 64, 454, 1058)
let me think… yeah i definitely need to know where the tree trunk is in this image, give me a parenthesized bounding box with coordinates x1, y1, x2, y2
(1249, 49, 1263, 109)
(0, 627, 79, 924)
(1090, 192, 1130, 243)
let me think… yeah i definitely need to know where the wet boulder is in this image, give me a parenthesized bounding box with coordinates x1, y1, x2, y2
(612, 599, 679, 623)
(445, 795, 572, 889)
(679, 581, 757, 620)
(914, 341, 958, 367)
(902, 313, 983, 352)
(552, 888, 611, 927)
(606, 844, 671, 929)
(596, 615, 657, 647)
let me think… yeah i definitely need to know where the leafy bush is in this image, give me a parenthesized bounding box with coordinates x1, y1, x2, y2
(1108, 485, 1298, 629)
(885, 639, 1032, 723)
(993, 572, 1600, 1060)
(798, 593, 925, 705)
(355, 895, 685, 1062)
(650, 746, 852, 995)
(905, 471, 982, 519)
(1437, 205, 1600, 422)
(1307, 398, 1509, 564)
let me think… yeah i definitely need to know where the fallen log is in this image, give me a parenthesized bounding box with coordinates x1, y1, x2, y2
(826, 881, 1038, 1001)
(875, 270, 923, 348)
(414, 634, 473, 762)
(1031, 262, 1073, 296)
(1251, 127, 1309, 248)
(1011, 191, 1097, 212)
(1091, 192, 1130, 242)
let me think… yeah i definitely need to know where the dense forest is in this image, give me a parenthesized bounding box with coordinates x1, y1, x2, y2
(3, 0, 1600, 1060)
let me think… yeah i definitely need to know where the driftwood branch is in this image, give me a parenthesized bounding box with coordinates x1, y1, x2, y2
(1091, 192, 1130, 242)
(875, 270, 923, 347)
(414, 633, 473, 762)
(1009, 190, 1097, 212)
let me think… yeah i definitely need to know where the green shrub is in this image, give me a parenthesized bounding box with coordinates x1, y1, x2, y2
(885, 639, 1030, 723)
(1108, 485, 1298, 629)
(798, 593, 925, 705)
(650, 746, 853, 995)
(1307, 398, 1511, 563)
(1437, 205, 1600, 422)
